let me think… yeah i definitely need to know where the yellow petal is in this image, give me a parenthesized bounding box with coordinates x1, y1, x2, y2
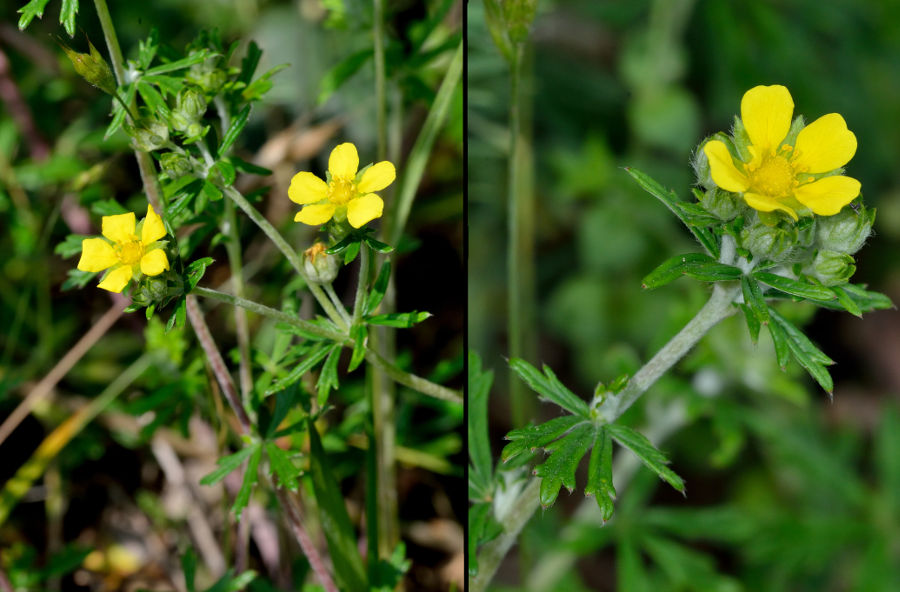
(793, 176, 861, 216)
(97, 265, 132, 293)
(78, 238, 117, 272)
(140, 248, 170, 276)
(743, 192, 799, 221)
(792, 113, 857, 174)
(703, 140, 749, 192)
(741, 85, 793, 154)
(328, 142, 359, 179)
(288, 172, 328, 204)
(347, 193, 384, 228)
(141, 204, 167, 245)
(357, 161, 396, 193)
(102, 212, 136, 243)
(294, 203, 337, 226)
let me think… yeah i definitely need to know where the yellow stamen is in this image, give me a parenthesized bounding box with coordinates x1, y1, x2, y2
(749, 155, 795, 198)
(116, 238, 144, 266)
(327, 177, 355, 205)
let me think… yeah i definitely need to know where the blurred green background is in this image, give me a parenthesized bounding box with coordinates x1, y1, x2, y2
(469, 0, 900, 590)
(0, 0, 462, 589)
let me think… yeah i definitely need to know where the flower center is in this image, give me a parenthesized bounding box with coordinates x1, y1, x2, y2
(328, 177, 355, 205)
(116, 239, 144, 266)
(750, 155, 795, 198)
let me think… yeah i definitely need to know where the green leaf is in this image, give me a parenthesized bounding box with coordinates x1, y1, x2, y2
(242, 63, 289, 102)
(316, 344, 342, 406)
(265, 442, 300, 492)
(608, 423, 685, 493)
(534, 422, 595, 507)
(91, 198, 129, 216)
(674, 202, 720, 226)
(365, 260, 391, 316)
(366, 311, 431, 328)
(343, 240, 361, 264)
(585, 427, 616, 522)
(136, 81, 170, 119)
(364, 236, 394, 253)
(60, 0, 78, 37)
(144, 49, 215, 76)
(318, 48, 373, 104)
(753, 271, 836, 301)
(839, 283, 894, 312)
(185, 257, 214, 292)
(327, 233, 361, 254)
(831, 284, 862, 317)
(682, 260, 742, 282)
(307, 419, 368, 592)
(137, 29, 159, 70)
(739, 303, 761, 344)
(54, 234, 90, 258)
(501, 415, 583, 464)
(182, 551, 197, 592)
(199, 444, 258, 486)
(231, 445, 262, 518)
(17, 0, 51, 31)
(229, 156, 272, 177)
(218, 104, 250, 158)
(166, 297, 187, 333)
(468, 502, 493, 576)
(237, 41, 261, 86)
(642, 253, 715, 289)
(767, 320, 791, 370)
(625, 167, 719, 257)
(347, 323, 367, 373)
(468, 352, 495, 499)
(741, 275, 769, 324)
(508, 358, 590, 417)
(201, 180, 223, 203)
(264, 342, 332, 396)
(768, 308, 834, 365)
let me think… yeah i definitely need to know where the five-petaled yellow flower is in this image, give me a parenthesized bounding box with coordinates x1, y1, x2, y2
(77, 205, 170, 293)
(703, 85, 860, 220)
(289, 142, 395, 228)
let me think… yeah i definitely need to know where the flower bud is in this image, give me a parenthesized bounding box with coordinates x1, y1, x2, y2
(60, 39, 116, 96)
(693, 133, 732, 190)
(741, 218, 797, 262)
(177, 88, 207, 121)
(503, 0, 538, 43)
(303, 242, 340, 284)
(186, 58, 226, 93)
(127, 118, 169, 151)
(699, 187, 743, 221)
(159, 152, 193, 179)
(816, 204, 875, 254)
(805, 249, 856, 286)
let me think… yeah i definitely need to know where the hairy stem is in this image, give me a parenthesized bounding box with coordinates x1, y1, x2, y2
(222, 186, 349, 332)
(352, 245, 371, 327)
(193, 286, 462, 403)
(373, 0, 387, 161)
(472, 279, 740, 591)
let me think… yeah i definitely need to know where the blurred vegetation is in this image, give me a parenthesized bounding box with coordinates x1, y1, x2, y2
(469, 0, 900, 590)
(0, 0, 462, 589)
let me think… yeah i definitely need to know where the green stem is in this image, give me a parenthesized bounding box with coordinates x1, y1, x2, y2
(93, 0, 165, 212)
(193, 287, 462, 404)
(471, 280, 740, 591)
(223, 197, 254, 401)
(324, 283, 352, 326)
(222, 186, 349, 333)
(373, 0, 387, 161)
(352, 245, 371, 326)
(386, 41, 462, 246)
(507, 42, 537, 427)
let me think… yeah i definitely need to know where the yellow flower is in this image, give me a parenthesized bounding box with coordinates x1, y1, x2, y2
(289, 142, 395, 228)
(77, 204, 170, 293)
(703, 85, 860, 220)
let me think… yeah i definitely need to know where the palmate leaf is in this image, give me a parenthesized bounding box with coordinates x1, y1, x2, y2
(508, 358, 589, 417)
(608, 424, 685, 493)
(753, 270, 836, 301)
(501, 415, 583, 465)
(768, 307, 834, 393)
(585, 427, 616, 521)
(534, 422, 595, 507)
(642, 253, 741, 289)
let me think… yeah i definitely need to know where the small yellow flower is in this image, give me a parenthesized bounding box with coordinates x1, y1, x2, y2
(289, 142, 395, 228)
(703, 85, 860, 220)
(77, 204, 170, 293)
